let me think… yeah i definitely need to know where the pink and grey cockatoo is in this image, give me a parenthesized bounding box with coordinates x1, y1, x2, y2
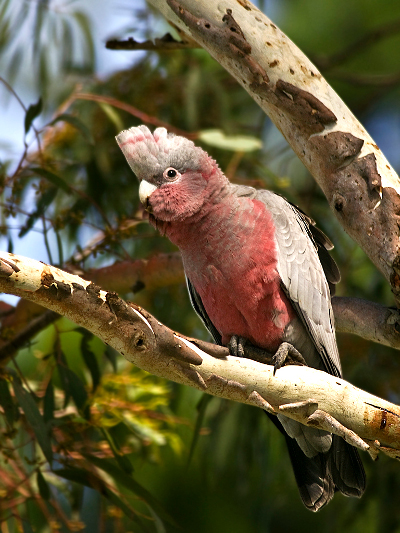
(116, 125, 366, 511)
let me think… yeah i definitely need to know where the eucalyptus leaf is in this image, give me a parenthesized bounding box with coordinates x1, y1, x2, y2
(24, 97, 42, 134)
(13, 379, 53, 464)
(77, 329, 101, 392)
(31, 167, 71, 193)
(37, 470, 51, 500)
(48, 113, 93, 143)
(57, 365, 90, 419)
(83, 454, 176, 527)
(198, 129, 262, 152)
(0, 377, 18, 426)
(55, 467, 148, 530)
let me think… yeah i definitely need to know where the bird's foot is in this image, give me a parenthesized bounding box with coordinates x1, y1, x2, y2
(272, 342, 307, 376)
(228, 335, 247, 357)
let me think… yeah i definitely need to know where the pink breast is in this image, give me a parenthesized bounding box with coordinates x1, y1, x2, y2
(182, 198, 296, 351)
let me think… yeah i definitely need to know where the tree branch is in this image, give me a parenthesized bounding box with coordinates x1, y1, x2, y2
(1, 252, 399, 461)
(332, 296, 400, 349)
(144, 0, 400, 302)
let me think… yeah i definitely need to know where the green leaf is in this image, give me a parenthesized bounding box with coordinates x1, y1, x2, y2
(77, 329, 101, 392)
(37, 470, 51, 500)
(54, 466, 99, 487)
(104, 488, 149, 532)
(198, 129, 262, 152)
(84, 454, 176, 527)
(101, 428, 134, 475)
(24, 97, 42, 135)
(54, 467, 148, 531)
(0, 377, 18, 426)
(104, 345, 118, 373)
(187, 393, 213, 466)
(73, 11, 95, 69)
(22, 521, 34, 533)
(43, 380, 55, 423)
(98, 103, 123, 133)
(18, 185, 58, 238)
(57, 365, 90, 419)
(30, 167, 71, 193)
(48, 113, 93, 143)
(13, 379, 53, 464)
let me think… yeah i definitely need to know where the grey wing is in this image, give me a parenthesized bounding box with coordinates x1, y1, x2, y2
(232, 184, 342, 378)
(186, 276, 222, 345)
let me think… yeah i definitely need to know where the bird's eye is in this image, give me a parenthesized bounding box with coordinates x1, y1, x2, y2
(164, 167, 180, 181)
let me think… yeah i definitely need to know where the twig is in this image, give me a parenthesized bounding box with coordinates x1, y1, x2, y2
(72, 92, 197, 138)
(0, 309, 60, 363)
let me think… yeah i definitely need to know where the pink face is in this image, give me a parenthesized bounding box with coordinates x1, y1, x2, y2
(142, 168, 209, 222)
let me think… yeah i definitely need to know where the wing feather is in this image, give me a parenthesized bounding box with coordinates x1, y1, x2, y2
(232, 185, 342, 378)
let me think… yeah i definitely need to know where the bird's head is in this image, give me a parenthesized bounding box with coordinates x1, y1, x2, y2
(116, 125, 226, 222)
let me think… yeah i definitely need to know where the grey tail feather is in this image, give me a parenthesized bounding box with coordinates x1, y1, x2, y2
(266, 413, 366, 511)
(328, 435, 366, 498)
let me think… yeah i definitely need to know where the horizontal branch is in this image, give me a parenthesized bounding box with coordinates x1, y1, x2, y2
(81, 252, 185, 294)
(332, 296, 400, 349)
(145, 0, 400, 301)
(1, 252, 400, 461)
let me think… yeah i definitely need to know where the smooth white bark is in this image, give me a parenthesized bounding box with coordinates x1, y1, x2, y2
(1, 252, 399, 460)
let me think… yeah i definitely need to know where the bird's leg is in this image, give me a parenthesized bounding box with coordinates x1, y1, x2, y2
(228, 335, 247, 357)
(272, 342, 308, 375)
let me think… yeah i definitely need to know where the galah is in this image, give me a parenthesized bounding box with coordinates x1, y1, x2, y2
(116, 125, 366, 511)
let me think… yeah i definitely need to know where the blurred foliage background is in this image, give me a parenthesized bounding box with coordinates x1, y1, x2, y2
(1, 0, 400, 531)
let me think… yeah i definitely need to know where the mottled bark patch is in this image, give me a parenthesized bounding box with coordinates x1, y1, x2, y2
(167, 0, 270, 87)
(41, 267, 55, 288)
(310, 131, 364, 172)
(274, 80, 337, 134)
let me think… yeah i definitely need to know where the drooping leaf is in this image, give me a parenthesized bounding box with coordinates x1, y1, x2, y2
(43, 379, 55, 423)
(55, 229, 64, 266)
(24, 97, 42, 135)
(54, 466, 102, 489)
(54, 467, 148, 531)
(98, 103, 123, 133)
(73, 11, 95, 69)
(101, 428, 134, 475)
(22, 521, 34, 533)
(104, 345, 118, 373)
(0, 377, 18, 426)
(18, 185, 58, 238)
(104, 487, 149, 532)
(187, 393, 213, 466)
(57, 365, 90, 419)
(13, 378, 53, 464)
(198, 129, 262, 152)
(84, 454, 177, 527)
(76, 328, 101, 392)
(48, 113, 94, 143)
(37, 470, 51, 500)
(30, 167, 71, 193)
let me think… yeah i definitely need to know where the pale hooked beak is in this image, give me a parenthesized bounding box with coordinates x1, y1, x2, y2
(139, 180, 158, 209)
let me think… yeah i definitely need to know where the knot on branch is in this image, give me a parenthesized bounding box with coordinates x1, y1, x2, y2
(0, 257, 20, 277)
